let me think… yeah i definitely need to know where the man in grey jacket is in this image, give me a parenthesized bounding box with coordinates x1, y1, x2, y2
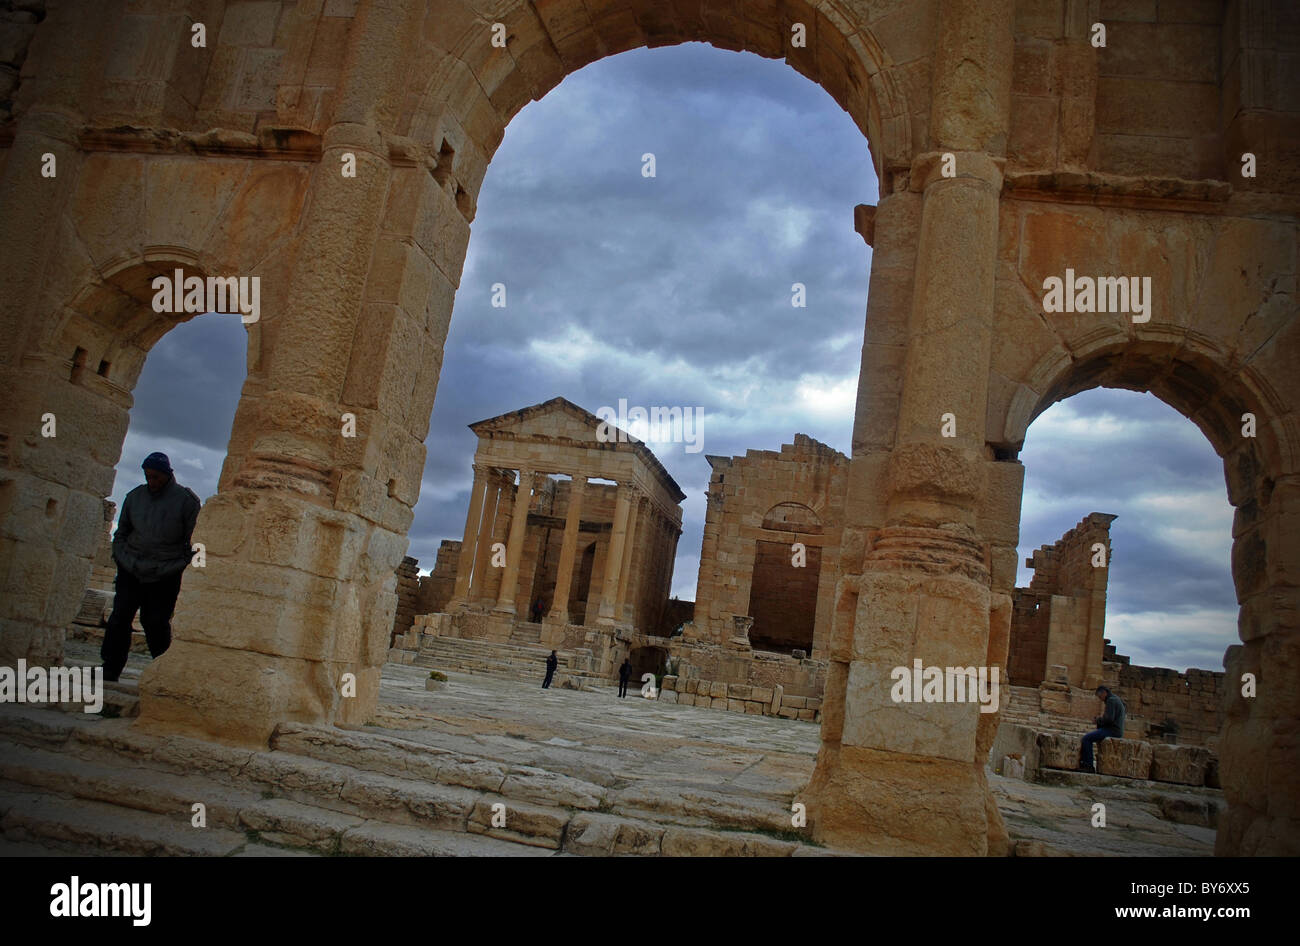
(1078, 685, 1127, 773)
(101, 452, 202, 681)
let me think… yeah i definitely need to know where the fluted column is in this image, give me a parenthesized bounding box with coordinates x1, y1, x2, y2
(595, 484, 634, 625)
(469, 475, 503, 607)
(615, 495, 644, 625)
(493, 470, 537, 615)
(548, 475, 586, 624)
(447, 465, 490, 609)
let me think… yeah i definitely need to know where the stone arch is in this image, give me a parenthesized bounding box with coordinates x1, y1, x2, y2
(0, 249, 258, 664)
(627, 643, 668, 684)
(995, 336, 1298, 857)
(396, 0, 917, 219)
(761, 501, 824, 534)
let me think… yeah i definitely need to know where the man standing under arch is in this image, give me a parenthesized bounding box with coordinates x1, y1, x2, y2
(101, 452, 202, 682)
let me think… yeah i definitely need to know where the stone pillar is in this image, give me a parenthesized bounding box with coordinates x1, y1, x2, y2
(615, 495, 644, 625)
(447, 465, 490, 609)
(469, 476, 503, 606)
(548, 476, 586, 624)
(493, 471, 536, 615)
(804, 0, 1013, 855)
(596, 484, 634, 625)
(135, 0, 429, 744)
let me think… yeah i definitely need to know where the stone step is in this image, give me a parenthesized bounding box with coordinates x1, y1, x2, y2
(0, 739, 264, 832)
(0, 705, 835, 856)
(0, 707, 579, 852)
(0, 782, 258, 856)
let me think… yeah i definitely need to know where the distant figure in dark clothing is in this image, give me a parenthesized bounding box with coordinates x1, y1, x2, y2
(542, 650, 558, 689)
(1079, 685, 1127, 773)
(618, 658, 632, 698)
(531, 597, 545, 623)
(101, 452, 201, 682)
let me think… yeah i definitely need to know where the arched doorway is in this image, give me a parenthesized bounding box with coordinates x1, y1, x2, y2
(1001, 336, 1296, 856)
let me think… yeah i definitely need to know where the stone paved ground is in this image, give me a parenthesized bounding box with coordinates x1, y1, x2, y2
(60, 641, 1217, 855)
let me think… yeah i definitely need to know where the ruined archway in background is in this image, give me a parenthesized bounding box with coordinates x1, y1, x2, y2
(1002, 335, 1297, 855)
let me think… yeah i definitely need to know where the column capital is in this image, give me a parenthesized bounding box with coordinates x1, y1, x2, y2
(908, 150, 1004, 192)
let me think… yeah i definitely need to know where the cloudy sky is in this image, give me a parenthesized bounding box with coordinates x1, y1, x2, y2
(111, 43, 1236, 673)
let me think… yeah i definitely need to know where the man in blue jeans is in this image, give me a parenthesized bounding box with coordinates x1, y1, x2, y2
(1079, 685, 1126, 773)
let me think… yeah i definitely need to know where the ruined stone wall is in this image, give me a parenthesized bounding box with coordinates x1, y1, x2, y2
(689, 434, 848, 657)
(1115, 661, 1225, 749)
(1008, 513, 1116, 689)
(415, 539, 461, 615)
(389, 555, 419, 644)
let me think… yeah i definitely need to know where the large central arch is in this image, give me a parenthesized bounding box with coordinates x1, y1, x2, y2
(1, 1, 1296, 855)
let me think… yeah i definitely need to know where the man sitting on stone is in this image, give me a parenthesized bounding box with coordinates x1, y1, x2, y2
(1078, 685, 1126, 774)
(101, 452, 202, 682)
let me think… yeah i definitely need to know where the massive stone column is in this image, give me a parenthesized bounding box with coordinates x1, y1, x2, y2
(548, 476, 586, 625)
(470, 476, 505, 607)
(615, 494, 644, 625)
(493, 471, 535, 616)
(596, 484, 634, 626)
(447, 465, 490, 610)
(805, 0, 1013, 855)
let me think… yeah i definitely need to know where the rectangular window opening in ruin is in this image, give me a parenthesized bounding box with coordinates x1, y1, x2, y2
(97, 360, 111, 377)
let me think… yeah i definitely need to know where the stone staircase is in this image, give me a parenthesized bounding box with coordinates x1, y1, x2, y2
(412, 634, 608, 690)
(0, 695, 835, 857)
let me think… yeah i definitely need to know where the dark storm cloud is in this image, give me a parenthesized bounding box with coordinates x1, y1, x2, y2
(1017, 388, 1237, 671)
(112, 45, 1236, 674)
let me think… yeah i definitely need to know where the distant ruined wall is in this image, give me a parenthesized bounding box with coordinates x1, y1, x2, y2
(390, 556, 420, 644)
(1008, 513, 1116, 689)
(1112, 650, 1225, 749)
(688, 434, 848, 658)
(415, 539, 461, 615)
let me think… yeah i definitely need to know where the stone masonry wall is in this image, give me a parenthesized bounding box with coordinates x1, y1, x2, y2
(415, 539, 461, 615)
(390, 555, 420, 645)
(1008, 513, 1116, 689)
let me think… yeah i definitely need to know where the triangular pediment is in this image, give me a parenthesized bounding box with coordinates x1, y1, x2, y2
(469, 396, 638, 446)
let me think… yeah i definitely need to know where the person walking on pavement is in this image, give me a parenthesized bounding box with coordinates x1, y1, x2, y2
(101, 452, 201, 682)
(618, 658, 632, 698)
(542, 650, 558, 689)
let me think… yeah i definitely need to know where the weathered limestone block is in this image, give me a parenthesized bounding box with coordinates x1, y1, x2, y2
(678, 693, 694, 706)
(662, 675, 677, 691)
(726, 699, 746, 713)
(1159, 795, 1222, 828)
(771, 683, 783, 715)
(1150, 744, 1211, 786)
(467, 796, 567, 849)
(1096, 738, 1153, 779)
(1036, 732, 1082, 770)
(659, 690, 677, 704)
